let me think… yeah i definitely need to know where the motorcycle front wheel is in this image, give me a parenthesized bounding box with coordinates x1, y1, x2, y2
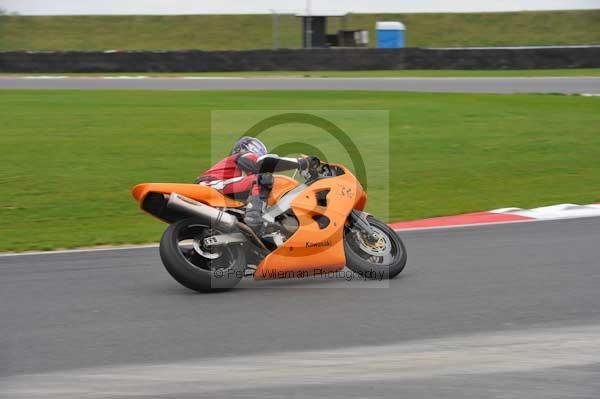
(159, 218, 247, 292)
(344, 216, 407, 279)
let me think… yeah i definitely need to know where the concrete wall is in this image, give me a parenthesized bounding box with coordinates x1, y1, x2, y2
(1, 47, 599, 72)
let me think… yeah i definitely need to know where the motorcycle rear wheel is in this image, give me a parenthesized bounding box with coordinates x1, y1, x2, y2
(344, 216, 407, 279)
(159, 218, 247, 292)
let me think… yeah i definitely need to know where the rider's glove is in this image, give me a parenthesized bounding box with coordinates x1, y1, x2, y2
(298, 156, 320, 180)
(298, 156, 320, 171)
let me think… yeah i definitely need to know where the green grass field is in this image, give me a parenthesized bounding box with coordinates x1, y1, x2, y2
(1, 90, 599, 252)
(3, 69, 600, 77)
(0, 10, 599, 51)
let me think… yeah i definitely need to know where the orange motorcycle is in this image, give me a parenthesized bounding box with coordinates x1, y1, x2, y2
(132, 157, 406, 292)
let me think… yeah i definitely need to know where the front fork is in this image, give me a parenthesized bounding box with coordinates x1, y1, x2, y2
(348, 210, 379, 243)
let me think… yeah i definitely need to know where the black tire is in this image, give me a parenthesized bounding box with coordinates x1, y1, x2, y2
(344, 216, 407, 280)
(159, 218, 247, 292)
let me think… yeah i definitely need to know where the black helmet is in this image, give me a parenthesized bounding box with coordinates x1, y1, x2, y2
(231, 136, 267, 157)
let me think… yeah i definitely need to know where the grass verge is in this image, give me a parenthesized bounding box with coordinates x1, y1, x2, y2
(1, 90, 599, 251)
(0, 10, 599, 51)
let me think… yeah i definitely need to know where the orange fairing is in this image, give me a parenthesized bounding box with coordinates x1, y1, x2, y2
(255, 165, 365, 279)
(132, 176, 299, 209)
(132, 183, 244, 209)
(354, 190, 367, 211)
(268, 175, 300, 205)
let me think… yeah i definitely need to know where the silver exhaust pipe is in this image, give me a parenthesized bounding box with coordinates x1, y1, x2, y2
(166, 193, 238, 231)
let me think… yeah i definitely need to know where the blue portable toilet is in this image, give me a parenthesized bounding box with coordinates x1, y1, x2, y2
(376, 21, 405, 48)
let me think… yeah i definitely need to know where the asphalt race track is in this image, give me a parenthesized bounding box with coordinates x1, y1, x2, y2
(1, 76, 600, 93)
(1, 217, 600, 398)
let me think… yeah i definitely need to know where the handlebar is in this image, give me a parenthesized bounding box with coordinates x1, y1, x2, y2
(300, 160, 339, 183)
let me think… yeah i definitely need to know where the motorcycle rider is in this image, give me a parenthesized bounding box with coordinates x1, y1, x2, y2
(195, 136, 318, 232)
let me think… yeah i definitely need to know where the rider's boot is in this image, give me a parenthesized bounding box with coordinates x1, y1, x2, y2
(244, 194, 265, 232)
(244, 174, 273, 233)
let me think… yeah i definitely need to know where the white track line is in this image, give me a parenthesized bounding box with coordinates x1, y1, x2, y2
(1, 324, 599, 398)
(100, 76, 149, 79)
(391, 217, 538, 232)
(180, 76, 246, 80)
(491, 203, 600, 219)
(20, 76, 69, 79)
(0, 244, 159, 258)
(6, 76, 600, 81)
(2, 212, 600, 258)
(0, 221, 529, 258)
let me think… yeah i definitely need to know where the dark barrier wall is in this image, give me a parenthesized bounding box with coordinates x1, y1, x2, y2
(1, 47, 599, 72)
